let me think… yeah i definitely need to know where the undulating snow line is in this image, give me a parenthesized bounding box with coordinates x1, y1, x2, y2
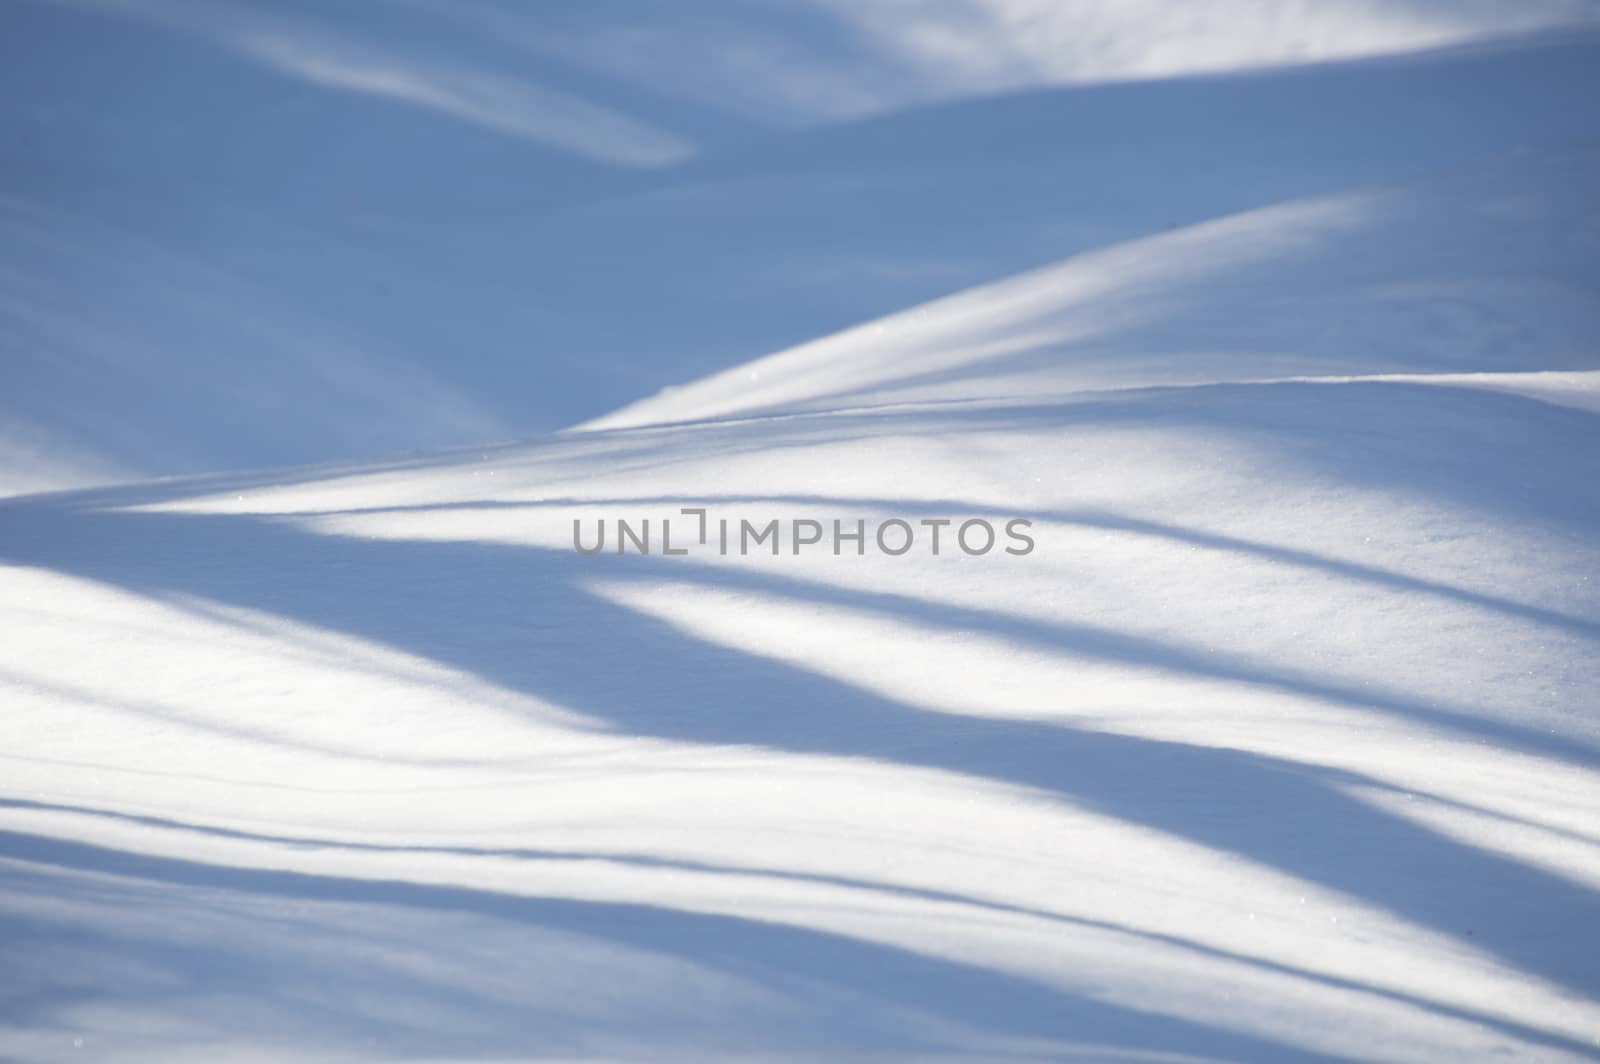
(3, 349, 1597, 1059)
(2, 9, 1598, 1063)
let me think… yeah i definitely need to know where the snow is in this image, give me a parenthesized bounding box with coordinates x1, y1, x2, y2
(2, 4, 1600, 1062)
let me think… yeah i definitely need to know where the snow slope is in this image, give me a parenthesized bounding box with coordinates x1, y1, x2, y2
(5, 3, 1600, 493)
(3, 6, 1600, 1064)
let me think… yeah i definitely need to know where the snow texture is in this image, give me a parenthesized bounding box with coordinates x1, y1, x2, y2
(2, 3, 1599, 1062)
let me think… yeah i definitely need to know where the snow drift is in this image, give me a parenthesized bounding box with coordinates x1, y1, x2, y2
(1, 4, 1599, 1062)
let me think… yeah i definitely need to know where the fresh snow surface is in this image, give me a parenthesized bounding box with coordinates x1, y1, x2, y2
(6, 4, 1600, 493)
(3, 5, 1600, 1063)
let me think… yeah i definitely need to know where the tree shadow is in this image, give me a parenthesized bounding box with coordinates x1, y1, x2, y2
(293, 483, 1600, 641)
(4, 795, 1596, 1058)
(0, 829, 1370, 1062)
(3, 499, 1596, 1006)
